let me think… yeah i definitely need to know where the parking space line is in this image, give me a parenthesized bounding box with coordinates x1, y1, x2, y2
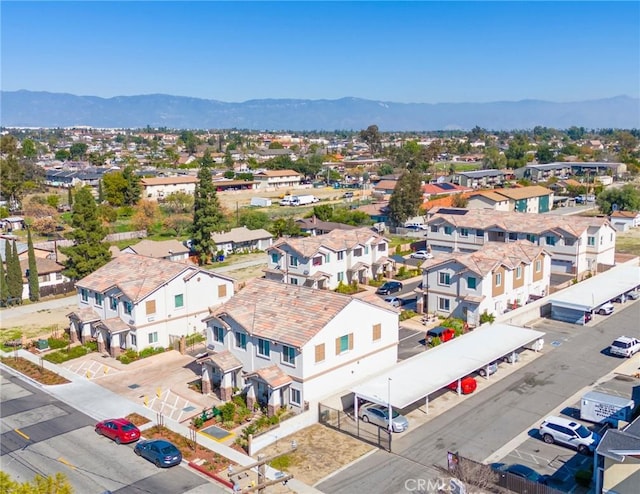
(14, 429, 29, 440)
(57, 457, 76, 470)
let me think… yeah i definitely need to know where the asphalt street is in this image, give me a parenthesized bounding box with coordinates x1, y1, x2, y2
(318, 301, 640, 494)
(0, 370, 219, 494)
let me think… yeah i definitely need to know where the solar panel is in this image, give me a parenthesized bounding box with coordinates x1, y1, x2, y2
(437, 208, 468, 215)
(438, 183, 455, 190)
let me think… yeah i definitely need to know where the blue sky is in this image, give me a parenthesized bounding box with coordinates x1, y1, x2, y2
(2, 1, 638, 104)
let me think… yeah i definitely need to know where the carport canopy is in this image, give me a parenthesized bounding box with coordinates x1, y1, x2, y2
(549, 265, 640, 312)
(352, 323, 545, 410)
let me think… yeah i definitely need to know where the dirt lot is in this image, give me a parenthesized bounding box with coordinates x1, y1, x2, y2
(256, 423, 375, 486)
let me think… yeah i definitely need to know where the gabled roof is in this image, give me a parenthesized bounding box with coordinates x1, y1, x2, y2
(205, 278, 390, 348)
(76, 253, 231, 302)
(611, 211, 640, 219)
(211, 226, 273, 244)
(268, 227, 385, 258)
(469, 190, 510, 202)
(140, 176, 198, 186)
(254, 169, 301, 178)
(125, 239, 190, 259)
(247, 364, 293, 389)
(374, 180, 398, 190)
(492, 185, 552, 200)
(421, 241, 548, 276)
(427, 207, 610, 237)
(19, 257, 65, 278)
(0, 240, 28, 262)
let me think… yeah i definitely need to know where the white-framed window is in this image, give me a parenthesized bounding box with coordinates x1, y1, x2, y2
(94, 293, 103, 306)
(378, 242, 386, 252)
(535, 260, 542, 272)
(438, 298, 451, 311)
(257, 338, 270, 358)
(271, 253, 279, 263)
(291, 277, 299, 285)
(337, 272, 344, 282)
(495, 272, 502, 287)
(354, 248, 363, 257)
(467, 276, 477, 290)
(290, 388, 301, 406)
(508, 232, 518, 241)
(546, 236, 556, 246)
(587, 236, 595, 246)
(213, 326, 224, 343)
(460, 228, 469, 237)
(80, 288, 88, 302)
(444, 226, 453, 235)
(337, 251, 345, 261)
(289, 256, 298, 267)
(439, 272, 451, 286)
(430, 225, 438, 233)
(123, 301, 133, 315)
(174, 294, 184, 308)
(110, 297, 118, 311)
(131, 333, 137, 347)
(148, 332, 158, 344)
(476, 229, 484, 237)
(235, 332, 247, 350)
(526, 234, 536, 243)
(282, 345, 296, 366)
(313, 256, 323, 266)
(516, 266, 522, 279)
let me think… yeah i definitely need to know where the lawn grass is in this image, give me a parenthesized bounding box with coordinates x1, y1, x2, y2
(616, 234, 640, 256)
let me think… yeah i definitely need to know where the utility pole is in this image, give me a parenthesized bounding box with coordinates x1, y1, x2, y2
(228, 442, 296, 493)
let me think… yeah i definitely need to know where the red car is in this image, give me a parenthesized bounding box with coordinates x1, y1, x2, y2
(95, 418, 141, 444)
(447, 376, 477, 395)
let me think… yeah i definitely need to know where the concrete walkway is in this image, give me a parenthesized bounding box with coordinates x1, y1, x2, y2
(1, 348, 322, 494)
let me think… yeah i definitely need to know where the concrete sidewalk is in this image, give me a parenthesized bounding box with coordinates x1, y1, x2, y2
(1, 348, 322, 494)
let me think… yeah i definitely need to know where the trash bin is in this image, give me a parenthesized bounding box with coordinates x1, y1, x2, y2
(217, 255, 225, 262)
(37, 339, 49, 350)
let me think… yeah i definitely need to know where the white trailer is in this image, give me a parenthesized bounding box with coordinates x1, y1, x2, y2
(580, 391, 635, 427)
(250, 197, 272, 207)
(291, 195, 318, 206)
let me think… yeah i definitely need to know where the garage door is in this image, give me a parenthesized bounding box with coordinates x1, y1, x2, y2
(551, 259, 573, 273)
(551, 304, 585, 325)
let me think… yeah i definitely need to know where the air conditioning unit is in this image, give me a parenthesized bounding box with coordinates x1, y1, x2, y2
(303, 270, 309, 275)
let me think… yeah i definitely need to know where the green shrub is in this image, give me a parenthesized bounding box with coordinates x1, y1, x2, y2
(185, 333, 205, 346)
(47, 337, 69, 350)
(139, 346, 165, 358)
(192, 416, 204, 429)
(399, 310, 417, 321)
(431, 336, 442, 347)
(270, 454, 291, 470)
(575, 468, 593, 487)
(479, 311, 495, 325)
(219, 402, 236, 423)
(43, 342, 97, 364)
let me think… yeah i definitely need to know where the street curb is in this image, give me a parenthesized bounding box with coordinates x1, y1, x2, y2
(188, 461, 234, 490)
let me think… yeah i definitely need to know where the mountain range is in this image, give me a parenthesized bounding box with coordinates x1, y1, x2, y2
(1, 90, 638, 131)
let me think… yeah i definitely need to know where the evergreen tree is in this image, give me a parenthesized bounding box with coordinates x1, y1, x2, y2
(0, 254, 8, 306)
(60, 187, 111, 280)
(388, 171, 423, 226)
(122, 165, 141, 205)
(191, 163, 224, 265)
(6, 240, 22, 304)
(27, 228, 39, 302)
(67, 186, 73, 206)
(98, 179, 104, 203)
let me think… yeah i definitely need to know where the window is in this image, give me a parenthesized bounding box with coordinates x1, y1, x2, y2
(438, 298, 451, 311)
(526, 234, 537, 243)
(460, 228, 469, 237)
(364, 245, 369, 254)
(495, 272, 502, 287)
(94, 293, 103, 306)
(337, 272, 344, 282)
(123, 301, 133, 315)
(315, 343, 325, 363)
(148, 332, 158, 344)
(291, 277, 299, 285)
(354, 248, 363, 257)
(145, 300, 156, 315)
(290, 388, 301, 406)
(313, 256, 323, 266)
(131, 334, 137, 347)
(337, 251, 345, 261)
(56, 272, 62, 280)
(535, 260, 542, 272)
(476, 229, 484, 237)
(439, 272, 451, 286)
(257, 338, 270, 358)
(335, 334, 353, 355)
(325, 253, 331, 262)
(496, 231, 505, 238)
(218, 285, 227, 298)
(431, 225, 438, 233)
(516, 266, 522, 279)
(508, 232, 518, 241)
(378, 243, 386, 252)
(444, 226, 453, 235)
(213, 326, 224, 343)
(80, 288, 88, 302)
(372, 323, 381, 341)
(587, 236, 595, 246)
(289, 256, 298, 267)
(546, 236, 556, 246)
(467, 276, 477, 290)
(110, 297, 118, 311)
(271, 253, 279, 263)
(174, 294, 184, 308)
(235, 332, 247, 350)
(282, 345, 296, 365)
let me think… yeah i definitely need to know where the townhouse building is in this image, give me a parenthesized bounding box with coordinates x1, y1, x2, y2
(199, 279, 399, 414)
(468, 186, 554, 213)
(421, 241, 551, 325)
(120, 239, 191, 262)
(140, 175, 198, 200)
(253, 169, 302, 190)
(264, 227, 393, 290)
(452, 169, 506, 188)
(425, 208, 616, 277)
(68, 254, 234, 357)
(523, 162, 626, 182)
(211, 226, 273, 254)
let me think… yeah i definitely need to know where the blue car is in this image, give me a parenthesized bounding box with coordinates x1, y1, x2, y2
(134, 439, 182, 468)
(491, 463, 548, 484)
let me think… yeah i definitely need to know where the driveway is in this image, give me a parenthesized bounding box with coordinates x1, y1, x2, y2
(318, 303, 640, 494)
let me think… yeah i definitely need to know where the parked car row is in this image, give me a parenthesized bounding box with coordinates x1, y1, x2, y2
(95, 418, 182, 468)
